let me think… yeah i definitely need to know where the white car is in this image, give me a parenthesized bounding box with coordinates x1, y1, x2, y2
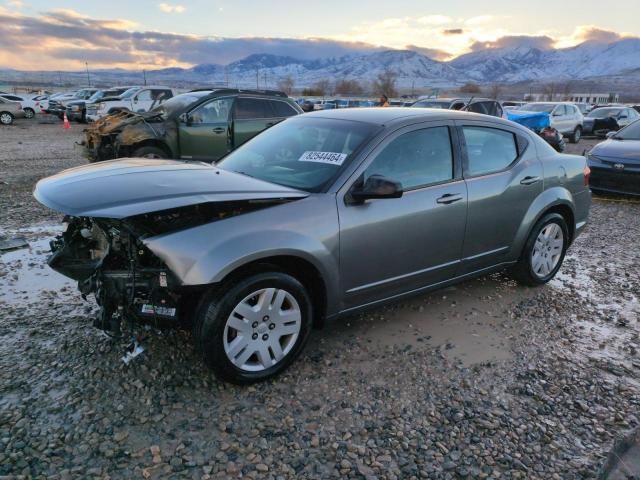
(519, 102, 584, 143)
(0, 94, 40, 119)
(87, 86, 174, 122)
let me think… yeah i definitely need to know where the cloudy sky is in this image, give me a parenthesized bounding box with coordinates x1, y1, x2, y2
(1, 0, 639, 70)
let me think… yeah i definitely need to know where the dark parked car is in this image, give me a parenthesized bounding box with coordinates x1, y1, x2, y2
(47, 88, 98, 118)
(35, 108, 590, 383)
(412, 97, 503, 117)
(83, 89, 303, 162)
(66, 87, 130, 123)
(583, 106, 640, 136)
(586, 120, 640, 196)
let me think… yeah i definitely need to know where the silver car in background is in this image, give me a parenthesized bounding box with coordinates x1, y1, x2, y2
(520, 102, 584, 143)
(35, 108, 591, 383)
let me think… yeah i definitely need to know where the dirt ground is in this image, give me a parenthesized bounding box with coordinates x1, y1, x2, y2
(1, 117, 639, 479)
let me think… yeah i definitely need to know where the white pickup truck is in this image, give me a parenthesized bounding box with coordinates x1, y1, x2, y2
(87, 86, 174, 122)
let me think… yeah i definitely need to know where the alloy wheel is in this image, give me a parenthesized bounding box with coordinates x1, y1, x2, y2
(0, 113, 12, 125)
(531, 223, 564, 278)
(223, 287, 302, 372)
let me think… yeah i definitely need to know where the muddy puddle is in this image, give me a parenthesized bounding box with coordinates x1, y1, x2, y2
(1, 226, 75, 308)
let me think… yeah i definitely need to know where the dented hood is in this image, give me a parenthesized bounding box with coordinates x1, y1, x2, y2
(34, 158, 308, 218)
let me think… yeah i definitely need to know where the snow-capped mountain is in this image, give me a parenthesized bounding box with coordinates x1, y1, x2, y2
(4, 38, 640, 90)
(451, 38, 640, 83)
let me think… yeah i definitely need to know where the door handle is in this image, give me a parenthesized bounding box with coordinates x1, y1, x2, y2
(212, 127, 226, 134)
(436, 193, 463, 204)
(520, 176, 541, 185)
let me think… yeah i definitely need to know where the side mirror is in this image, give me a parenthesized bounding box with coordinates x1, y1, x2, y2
(606, 131, 617, 139)
(552, 111, 562, 117)
(350, 175, 403, 203)
(178, 112, 191, 125)
(619, 115, 628, 120)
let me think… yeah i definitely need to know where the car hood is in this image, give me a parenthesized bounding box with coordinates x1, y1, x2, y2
(34, 158, 308, 218)
(590, 139, 640, 164)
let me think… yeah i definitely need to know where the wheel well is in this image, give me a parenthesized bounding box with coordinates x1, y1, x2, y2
(220, 256, 328, 328)
(545, 204, 575, 242)
(128, 139, 172, 157)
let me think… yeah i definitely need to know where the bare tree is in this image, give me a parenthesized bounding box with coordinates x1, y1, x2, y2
(334, 78, 364, 95)
(542, 82, 558, 101)
(276, 75, 295, 95)
(372, 69, 398, 98)
(559, 80, 573, 100)
(459, 82, 481, 94)
(301, 79, 332, 97)
(487, 83, 502, 100)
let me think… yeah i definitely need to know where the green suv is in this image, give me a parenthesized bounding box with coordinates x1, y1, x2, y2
(84, 89, 303, 162)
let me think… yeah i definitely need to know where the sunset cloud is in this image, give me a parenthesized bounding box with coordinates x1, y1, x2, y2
(158, 3, 185, 13)
(0, 9, 636, 71)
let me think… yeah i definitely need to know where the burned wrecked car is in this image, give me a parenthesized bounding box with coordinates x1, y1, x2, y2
(83, 89, 303, 162)
(36, 109, 590, 384)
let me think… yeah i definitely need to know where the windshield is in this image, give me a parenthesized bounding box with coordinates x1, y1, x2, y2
(218, 117, 378, 192)
(521, 103, 555, 113)
(612, 120, 640, 140)
(119, 87, 140, 99)
(412, 100, 449, 109)
(149, 92, 208, 118)
(87, 91, 105, 102)
(588, 108, 622, 118)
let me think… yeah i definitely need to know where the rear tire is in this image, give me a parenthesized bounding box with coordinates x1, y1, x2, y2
(131, 146, 168, 159)
(0, 112, 13, 125)
(193, 271, 313, 384)
(23, 108, 35, 119)
(569, 126, 582, 143)
(511, 213, 569, 286)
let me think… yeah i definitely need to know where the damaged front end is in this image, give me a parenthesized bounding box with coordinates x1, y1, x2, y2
(48, 198, 296, 336)
(83, 111, 172, 162)
(50, 216, 185, 336)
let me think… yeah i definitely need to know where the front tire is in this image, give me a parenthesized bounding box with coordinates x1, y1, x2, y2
(511, 213, 569, 286)
(0, 112, 14, 125)
(193, 272, 313, 384)
(132, 146, 168, 159)
(23, 108, 35, 119)
(569, 126, 582, 143)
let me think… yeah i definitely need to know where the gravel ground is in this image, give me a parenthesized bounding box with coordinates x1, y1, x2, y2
(1, 118, 640, 479)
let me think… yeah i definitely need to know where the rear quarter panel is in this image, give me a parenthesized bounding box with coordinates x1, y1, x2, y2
(511, 137, 590, 251)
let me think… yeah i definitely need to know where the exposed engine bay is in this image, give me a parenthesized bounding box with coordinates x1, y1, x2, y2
(48, 199, 291, 336)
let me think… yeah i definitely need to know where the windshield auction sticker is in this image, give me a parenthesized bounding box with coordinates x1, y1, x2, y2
(298, 151, 348, 166)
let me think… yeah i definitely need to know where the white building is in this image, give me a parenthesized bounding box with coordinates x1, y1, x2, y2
(524, 92, 619, 104)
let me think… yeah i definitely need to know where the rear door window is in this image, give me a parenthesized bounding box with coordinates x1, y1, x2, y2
(234, 98, 272, 119)
(462, 126, 519, 177)
(270, 100, 298, 117)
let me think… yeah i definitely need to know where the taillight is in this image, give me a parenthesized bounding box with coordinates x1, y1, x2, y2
(584, 164, 591, 186)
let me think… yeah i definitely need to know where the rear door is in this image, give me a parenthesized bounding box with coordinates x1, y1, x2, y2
(232, 97, 280, 147)
(178, 96, 235, 162)
(337, 122, 468, 309)
(457, 121, 543, 273)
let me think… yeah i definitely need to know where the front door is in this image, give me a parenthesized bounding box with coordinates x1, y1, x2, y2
(338, 123, 468, 310)
(178, 96, 234, 162)
(457, 121, 543, 273)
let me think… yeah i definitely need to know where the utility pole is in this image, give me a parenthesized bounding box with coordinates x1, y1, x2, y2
(85, 62, 91, 87)
(256, 68, 259, 89)
(142, 69, 148, 86)
(263, 72, 267, 90)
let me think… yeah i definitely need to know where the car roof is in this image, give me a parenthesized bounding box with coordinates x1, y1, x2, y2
(303, 107, 509, 127)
